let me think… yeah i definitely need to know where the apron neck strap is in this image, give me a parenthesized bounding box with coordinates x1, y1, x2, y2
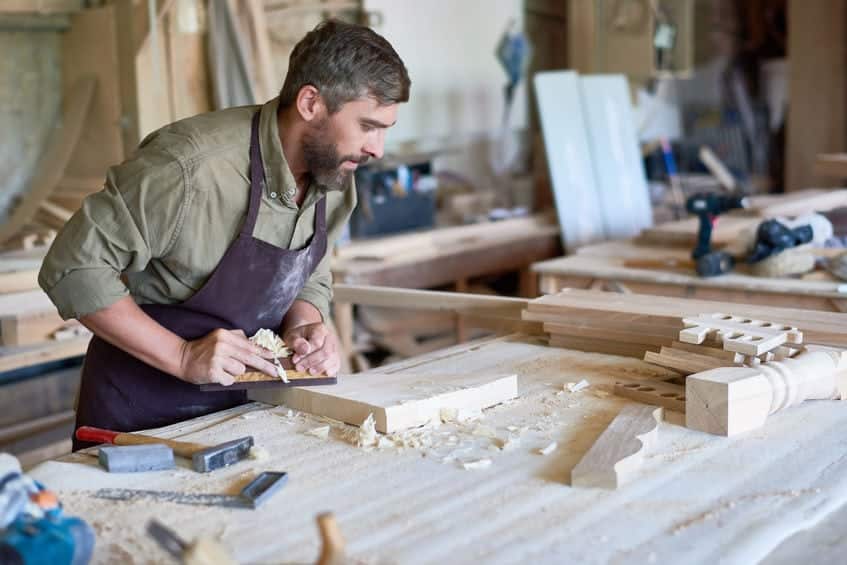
(242, 111, 265, 236)
(315, 196, 327, 232)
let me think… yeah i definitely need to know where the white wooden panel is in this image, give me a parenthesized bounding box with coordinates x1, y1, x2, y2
(534, 70, 606, 251)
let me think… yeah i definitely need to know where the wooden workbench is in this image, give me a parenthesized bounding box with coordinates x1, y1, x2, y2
(28, 333, 847, 563)
(331, 214, 561, 361)
(533, 240, 847, 312)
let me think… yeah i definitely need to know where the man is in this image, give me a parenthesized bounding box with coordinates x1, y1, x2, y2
(38, 20, 410, 448)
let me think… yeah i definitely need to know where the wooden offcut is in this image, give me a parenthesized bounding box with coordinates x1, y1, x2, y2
(571, 404, 663, 489)
(250, 372, 519, 434)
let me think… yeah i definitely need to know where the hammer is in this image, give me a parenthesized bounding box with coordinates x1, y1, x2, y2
(76, 427, 253, 473)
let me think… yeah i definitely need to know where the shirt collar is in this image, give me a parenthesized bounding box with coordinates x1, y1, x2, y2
(258, 97, 326, 207)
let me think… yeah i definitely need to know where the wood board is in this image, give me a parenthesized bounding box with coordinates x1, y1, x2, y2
(249, 372, 519, 434)
(571, 404, 663, 489)
(534, 71, 605, 251)
(525, 288, 847, 348)
(579, 74, 652, 239)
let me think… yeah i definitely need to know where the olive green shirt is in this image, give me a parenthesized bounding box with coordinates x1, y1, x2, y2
(39, 97, 355, 323)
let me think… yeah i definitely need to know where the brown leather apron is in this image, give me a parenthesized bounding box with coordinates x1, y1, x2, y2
(73, 112, 328, 450)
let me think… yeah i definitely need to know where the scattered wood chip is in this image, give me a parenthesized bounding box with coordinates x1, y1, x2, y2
(462, 458, 492, 470)
(538, 442, 558, 456)
(248, 446, 269, 461)
(304, 426, 330, 440)
(355, 413, 378, 448)
(440, 407, 483, 423)
(567, 380, 590, 393)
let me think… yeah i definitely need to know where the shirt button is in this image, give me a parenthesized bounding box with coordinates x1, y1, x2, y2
(270, 192, 278, 198)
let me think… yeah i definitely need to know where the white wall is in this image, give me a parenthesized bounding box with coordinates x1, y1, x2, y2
(364, 0, 527, 148)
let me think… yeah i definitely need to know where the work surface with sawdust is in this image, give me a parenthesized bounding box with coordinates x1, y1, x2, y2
(29, 335, 847, 564)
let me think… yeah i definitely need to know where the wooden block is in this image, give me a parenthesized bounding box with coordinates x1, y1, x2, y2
(686, 349, 846, 436)
(249, 373, 519, 434)
(571, 404, 663, 489)
(613, 380, 686, 413)
(543, 322, 673, 347)
(643, 347, 729, 375)
(680, 313, 803, 356)
(670, 341, 743, 362)
(548, 335, 657, 359)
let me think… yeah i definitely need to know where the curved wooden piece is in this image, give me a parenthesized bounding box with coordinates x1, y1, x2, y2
(0, 76, 96, 245)
(571, 404, 663, 489)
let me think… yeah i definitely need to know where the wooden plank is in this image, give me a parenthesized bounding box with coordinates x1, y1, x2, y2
(534, 71, 605, 252)
(0, 0, 82, 13)
(815, 154, 847, 179)
(249, 372, 518, 434)
(669, 341, 741, 362)
(643, 348, 727, 375)
(548, 335, 658, 359)
(613, 381, 686, 413)
(0, 269, 39, 294)
(579, 75, 652, 239)
(543, 322, 673, 348)
(528, 289, 847, 346)
(571, 404, 663, 489)
(0, 336, 91, 373)
(0, 77, 95, 245)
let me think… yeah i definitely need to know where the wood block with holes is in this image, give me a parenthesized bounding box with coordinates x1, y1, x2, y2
(613, 380, 686, 413)
(680, 314, 803, 356)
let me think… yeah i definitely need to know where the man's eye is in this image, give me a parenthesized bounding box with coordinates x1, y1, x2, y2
(361, 123, 374, 132)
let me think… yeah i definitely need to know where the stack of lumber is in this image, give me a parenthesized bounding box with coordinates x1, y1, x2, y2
(522, 288, 847, 358)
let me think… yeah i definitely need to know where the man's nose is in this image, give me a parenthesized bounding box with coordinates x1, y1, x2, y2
(363, 130, 385, 160)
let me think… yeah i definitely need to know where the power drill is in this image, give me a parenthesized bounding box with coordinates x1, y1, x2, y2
(0, 454, 94, 565)
(686, 192, 749, 277)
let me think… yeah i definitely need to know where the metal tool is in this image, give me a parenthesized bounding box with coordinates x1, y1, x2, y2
(98, 444, 175, 473)
(76, 426, 253, 473)
(686, 192, 749, 277)
(95, 471, 288, 509)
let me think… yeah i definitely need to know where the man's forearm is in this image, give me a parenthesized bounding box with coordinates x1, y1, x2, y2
(79, 296, 187, 377)
(281, 299, 323, 334)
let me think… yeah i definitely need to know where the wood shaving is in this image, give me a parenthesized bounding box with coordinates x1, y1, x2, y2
(567, 380, 590, 393)
(440, 407, 483, 424)
(354, 413, 378, 448)
(538, 442, 558, 456)
(304, 426, 330, 440)
(249, 329, 291, 358)
(248, 446, 269, 460)
(462, 458, 492, 470)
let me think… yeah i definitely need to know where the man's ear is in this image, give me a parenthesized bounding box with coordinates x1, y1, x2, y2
(295, 85, 325, 122)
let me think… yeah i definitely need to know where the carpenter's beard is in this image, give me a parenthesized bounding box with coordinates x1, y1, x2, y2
(302, 117, 369, 191)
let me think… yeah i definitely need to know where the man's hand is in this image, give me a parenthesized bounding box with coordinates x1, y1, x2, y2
(283, 322, 341, 377)
(178, 329, 278, 386)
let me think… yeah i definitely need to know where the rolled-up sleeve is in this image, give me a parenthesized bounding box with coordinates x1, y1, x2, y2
(294, 183, 356, 321)
(39, 145, 186, 320)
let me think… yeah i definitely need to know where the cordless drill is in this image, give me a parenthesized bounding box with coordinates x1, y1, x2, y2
(0, 454, 94, 565)
(686, 192, 749, 277)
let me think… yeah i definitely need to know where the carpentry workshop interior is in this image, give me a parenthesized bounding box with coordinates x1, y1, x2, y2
(7, 0, 847, 563)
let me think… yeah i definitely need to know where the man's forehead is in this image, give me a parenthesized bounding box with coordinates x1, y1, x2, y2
(338, 97, 398, 123)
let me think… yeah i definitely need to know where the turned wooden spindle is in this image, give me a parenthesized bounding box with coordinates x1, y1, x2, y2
(686, 347, 847, 436)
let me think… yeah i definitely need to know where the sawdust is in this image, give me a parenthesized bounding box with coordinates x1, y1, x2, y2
(247, 446, 269, 461)
(537, 442, 558, 456)
(668, 489, 823, 535)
